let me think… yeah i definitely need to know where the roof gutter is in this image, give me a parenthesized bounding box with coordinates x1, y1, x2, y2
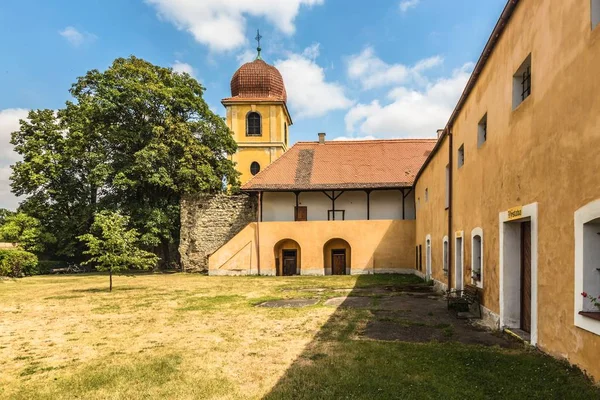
(414, 0, 520, 185)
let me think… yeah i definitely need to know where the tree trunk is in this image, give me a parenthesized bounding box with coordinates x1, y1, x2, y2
(160, 238, 171, 270)
(109, 268, 113, 292)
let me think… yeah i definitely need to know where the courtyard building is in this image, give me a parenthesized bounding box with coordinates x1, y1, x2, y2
(179, 0, 600, 382)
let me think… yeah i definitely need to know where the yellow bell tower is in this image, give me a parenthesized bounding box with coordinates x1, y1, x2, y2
(222, 32, 293, 185)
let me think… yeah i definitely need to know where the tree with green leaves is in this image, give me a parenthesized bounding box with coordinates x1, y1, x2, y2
(0, 212, 55, 253)
(79, 211, 158, 291)
(11, 56, 239, 265)
(0, 209, 15, 225)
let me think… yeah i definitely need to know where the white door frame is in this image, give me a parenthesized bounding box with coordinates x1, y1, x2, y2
(425, 234, 432, 279)
(499, 202, 538, 346)
(454, 231, 464, 290)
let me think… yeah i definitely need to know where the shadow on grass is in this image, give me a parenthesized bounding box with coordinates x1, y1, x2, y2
(263, 275, 599, 400)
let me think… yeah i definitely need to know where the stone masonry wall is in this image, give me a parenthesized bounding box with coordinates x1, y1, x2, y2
(180, 193, 258, 272)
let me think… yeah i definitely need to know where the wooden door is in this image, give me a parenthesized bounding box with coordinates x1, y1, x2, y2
(332, 250, 346, 276)
(521, 222, 532, 333)
(282, 250, 297, 276)
(295, 207, 307, 221)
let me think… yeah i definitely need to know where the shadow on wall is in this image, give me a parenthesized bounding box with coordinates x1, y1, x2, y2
(262, 274, 598, 399)
(372, 222, 416, 272)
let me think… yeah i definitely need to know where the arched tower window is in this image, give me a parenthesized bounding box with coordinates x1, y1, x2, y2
(247, 112, 262, 136)
(284, 123, 288, 145)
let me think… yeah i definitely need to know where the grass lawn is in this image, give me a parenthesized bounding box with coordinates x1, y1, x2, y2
(0, 273, 598, 399)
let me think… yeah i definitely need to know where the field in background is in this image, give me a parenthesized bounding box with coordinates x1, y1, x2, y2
(0, 274, 597, 399)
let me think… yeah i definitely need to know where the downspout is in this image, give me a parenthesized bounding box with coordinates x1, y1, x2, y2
(447, 129, 453, 290)
(256, 192, 261, 275)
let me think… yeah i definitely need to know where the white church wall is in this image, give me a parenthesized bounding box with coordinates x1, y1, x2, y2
(261, 190, 411, 222)
(370, 190, 403, 220)
(298, 192, 330, 221)
(262, 192, 295, 222)
(404, 190, 416, 220)
(336, 191, 368, 220)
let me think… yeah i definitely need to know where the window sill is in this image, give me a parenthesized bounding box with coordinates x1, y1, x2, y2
(579, 311, 600, 322)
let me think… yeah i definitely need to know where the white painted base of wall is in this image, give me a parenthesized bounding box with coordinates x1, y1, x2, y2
(477, 306, 501, 330)
(431, 278, 448, 293)
(302, 269, 326, 276)
(209, 270, 260, 276)
(209, 267, 425, 277)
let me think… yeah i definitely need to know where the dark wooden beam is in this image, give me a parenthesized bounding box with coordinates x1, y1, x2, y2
(365, 190, 371, 220)
(259, 191, 263, 222)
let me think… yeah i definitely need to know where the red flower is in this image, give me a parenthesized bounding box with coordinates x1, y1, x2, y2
(581, 292, 588, 298)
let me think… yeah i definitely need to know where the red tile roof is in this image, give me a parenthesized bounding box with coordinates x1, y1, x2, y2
(242, 139, 437, 191)
(227, 59, 287, 103)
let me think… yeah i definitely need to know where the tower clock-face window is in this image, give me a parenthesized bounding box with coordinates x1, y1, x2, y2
(247, 112, 262, 136)
(250, 162, 261, 176)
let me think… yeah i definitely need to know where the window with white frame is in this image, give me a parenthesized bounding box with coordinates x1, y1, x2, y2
(457, 145, 465, 168)
(443, 236, 449, 276)
(574, 200, 600, 335)
(513, 55, 532, 109)
(471, 228, 483, 288)
(582, 218, 600, 312)
(478, 113, 488, 148)
(593, 0, 600, 29)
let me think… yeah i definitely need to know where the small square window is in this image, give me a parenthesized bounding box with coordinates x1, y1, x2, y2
(513, 55, 532, 109)
(593, 0, 600, 29)
(457, 145, 465, 168)
(478, 113, 488, 148)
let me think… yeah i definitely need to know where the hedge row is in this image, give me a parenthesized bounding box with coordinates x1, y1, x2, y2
(0, 249, 38, 277)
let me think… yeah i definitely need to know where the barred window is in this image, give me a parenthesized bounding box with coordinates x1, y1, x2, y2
(247, 112, 262, 136)
(521, 66, 531, 101)
(513, 55, 532, 109)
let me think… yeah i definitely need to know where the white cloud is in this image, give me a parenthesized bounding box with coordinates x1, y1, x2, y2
(145, 0, 324, 52)
(275, 45, 353, 119)
(399, 0, 420, 13)
(0, 109, 28, 210)
(59, 26, 96, 47)
(302, 43, 321, 61)
(347, 47, 443, 90)
(172, 61, 198, 79)
(345, 63, 473, 138)
(236, 49, 257, 65)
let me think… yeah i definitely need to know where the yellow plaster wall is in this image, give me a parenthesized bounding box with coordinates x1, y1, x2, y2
(415, 138, 449, 285)
(225, 102, 291, 185)
(208, 220, 416, 276)
(208, 224, 258, 275)
(415, 0, 600, 380)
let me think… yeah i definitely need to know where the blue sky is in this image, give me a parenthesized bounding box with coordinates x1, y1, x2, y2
(0, 0, 506, 209)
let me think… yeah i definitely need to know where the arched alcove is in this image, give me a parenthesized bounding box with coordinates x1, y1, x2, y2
(323, 238, 351, 276)
(274, 239, 301, 276)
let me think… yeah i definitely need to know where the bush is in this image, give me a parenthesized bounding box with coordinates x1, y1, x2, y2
(0, 250, 38, 277)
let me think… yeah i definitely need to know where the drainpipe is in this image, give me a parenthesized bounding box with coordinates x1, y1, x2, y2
(256, 192, 261, 275)
(447, 128, 453, 291)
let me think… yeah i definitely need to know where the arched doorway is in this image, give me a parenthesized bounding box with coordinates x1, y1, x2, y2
(274, 239, 301, 276)
(323, 239, 351, 275)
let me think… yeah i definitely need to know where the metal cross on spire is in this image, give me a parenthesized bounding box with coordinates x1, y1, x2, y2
(255, 29, 263, 60)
